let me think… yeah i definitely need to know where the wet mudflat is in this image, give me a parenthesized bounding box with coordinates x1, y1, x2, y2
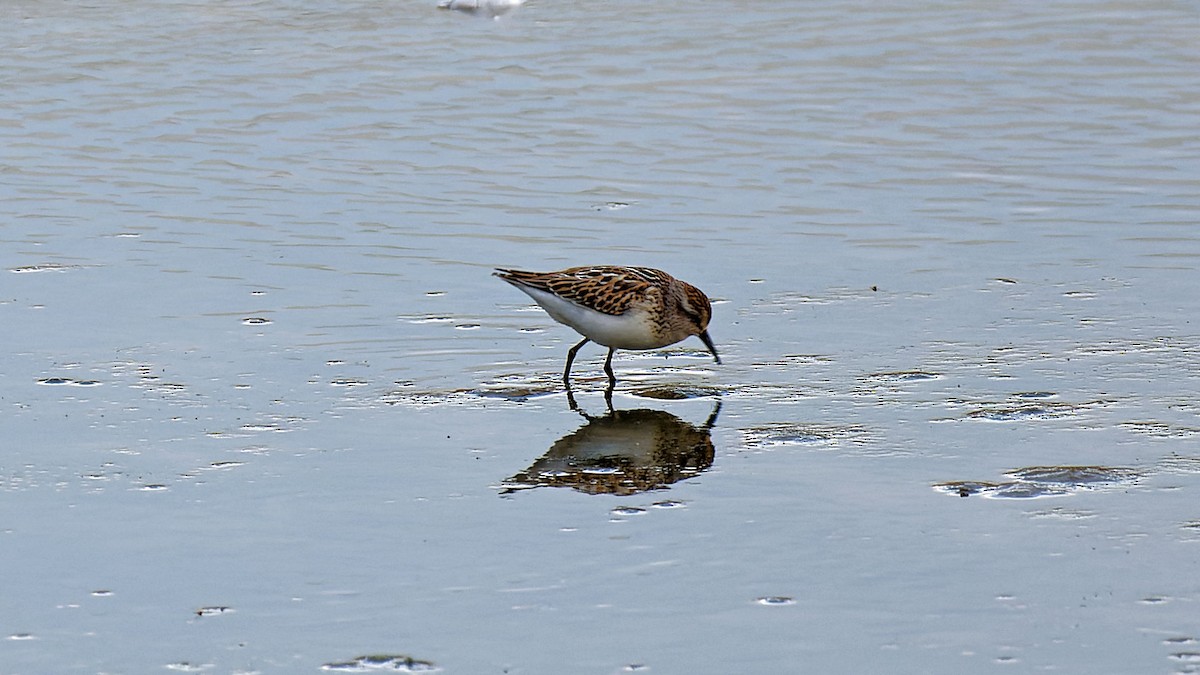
(3, 0, 1200, 673)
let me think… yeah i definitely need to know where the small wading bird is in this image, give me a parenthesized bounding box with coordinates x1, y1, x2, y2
(495, 266, 720, 388)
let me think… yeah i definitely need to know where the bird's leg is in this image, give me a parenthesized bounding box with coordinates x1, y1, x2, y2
(564, 338, 590, 384)
(565, 383, 584, 415)
(603, 347, 617, 387)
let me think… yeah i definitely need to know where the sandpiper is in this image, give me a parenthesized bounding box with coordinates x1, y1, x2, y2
(495, 265, 720, 387)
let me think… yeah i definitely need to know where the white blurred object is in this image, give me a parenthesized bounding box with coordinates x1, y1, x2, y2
(437, 0, 525, 18)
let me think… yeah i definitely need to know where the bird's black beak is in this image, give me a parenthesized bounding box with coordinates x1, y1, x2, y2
(698, 330, 721, 365)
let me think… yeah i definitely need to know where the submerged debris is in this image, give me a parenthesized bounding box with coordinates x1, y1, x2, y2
(321, 654, 440, 672)
(740, 422, 872, 449)
(935, 465, 1141, 499)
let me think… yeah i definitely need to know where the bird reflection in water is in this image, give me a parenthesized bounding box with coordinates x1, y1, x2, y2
(500, 397, 720, 496)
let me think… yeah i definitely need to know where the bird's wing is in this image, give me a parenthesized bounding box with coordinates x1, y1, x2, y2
(495, 266, 666, 316)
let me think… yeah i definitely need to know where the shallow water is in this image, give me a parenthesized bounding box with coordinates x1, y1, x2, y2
(3, 0, 1200, 672)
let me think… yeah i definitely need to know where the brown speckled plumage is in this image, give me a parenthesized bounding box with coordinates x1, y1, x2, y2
(494, 266, 668, 316)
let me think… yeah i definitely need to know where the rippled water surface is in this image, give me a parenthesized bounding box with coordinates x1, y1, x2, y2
(3, 0, 1199, 672)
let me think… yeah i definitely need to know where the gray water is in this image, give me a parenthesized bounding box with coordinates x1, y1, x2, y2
(3, 0, 1200, 672)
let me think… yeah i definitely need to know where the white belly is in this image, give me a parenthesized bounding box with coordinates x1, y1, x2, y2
(521, 287, 671, 350)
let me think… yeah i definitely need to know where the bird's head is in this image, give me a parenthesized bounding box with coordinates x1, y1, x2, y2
(678, 283, 720, 365)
